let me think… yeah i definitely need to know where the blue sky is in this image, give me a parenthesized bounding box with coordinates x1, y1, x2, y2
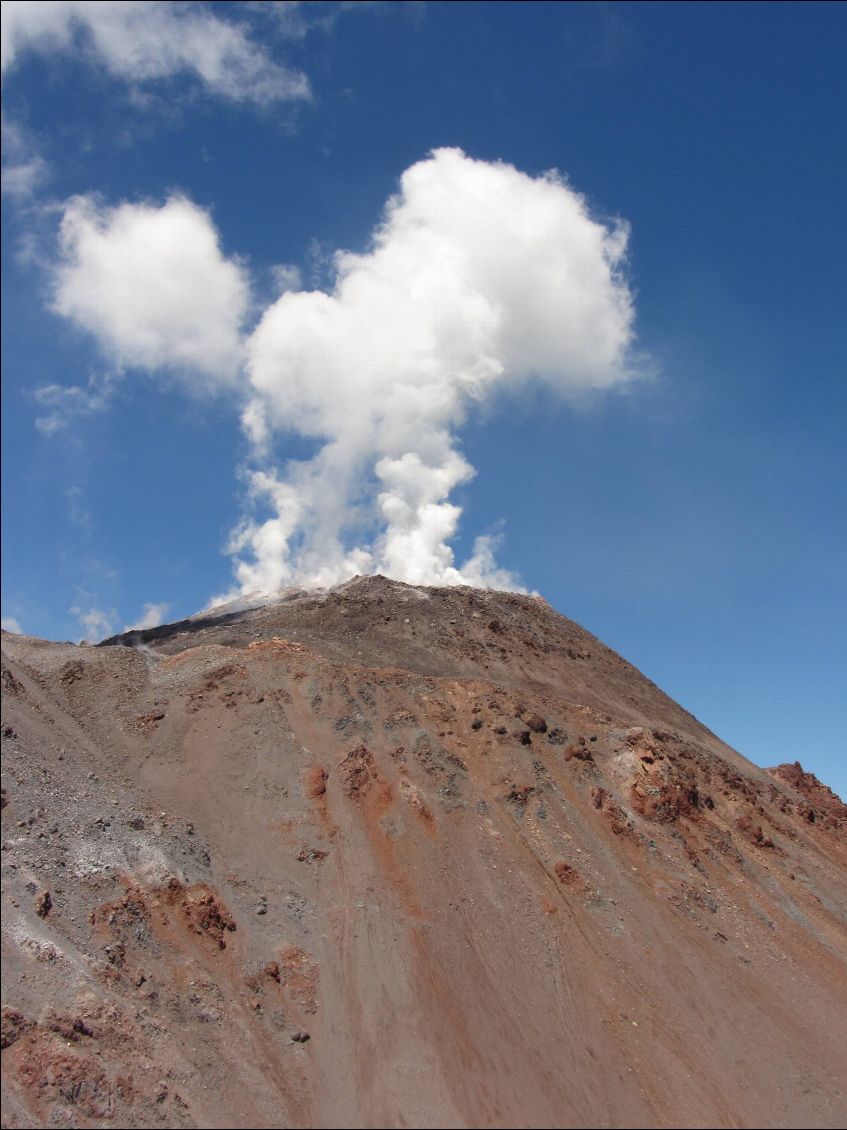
(2, 1, 845, 794)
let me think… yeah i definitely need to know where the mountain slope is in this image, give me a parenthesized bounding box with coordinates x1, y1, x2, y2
(2, 576, 846, 1128)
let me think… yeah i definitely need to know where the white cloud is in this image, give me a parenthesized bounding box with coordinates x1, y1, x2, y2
(124, 601, 170, 631)
(255, 1, 392, 41)
(52, 193, 250, 384)
(0, 1, 311, 105)
(1, 150, 45, 197)
(33, 371, 113, 435)
(270, 262, 303, 295)
(64, 485, 93, 532)
(1, 616, 24, 634)
(70, 602, 116, 643)
(0, 113, 47, 199)
(220, 147, 638, 599)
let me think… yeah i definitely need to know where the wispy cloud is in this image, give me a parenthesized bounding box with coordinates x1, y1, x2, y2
(0, 113, 47, 200)
(270, 262, 303, 296)
(1, 1, 311, 106)
(254, 1, 410, 40)
(1, 616, 24, 634)
(64, 485, 94, 533)
(561, 2, 638, 74)
(33, 371, 114, 436)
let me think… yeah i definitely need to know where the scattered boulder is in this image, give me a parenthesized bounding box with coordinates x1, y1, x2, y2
(340, 745, 376, 800)
(554, 861, 581, 887)
(1, 1008, 34, 1049)
(564, 744, 593, 762)
(524, 713, 548, 734)
(304, 767, 328, 799)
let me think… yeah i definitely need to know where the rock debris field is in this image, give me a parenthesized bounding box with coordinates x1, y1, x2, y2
(2, 575, 846, 1128)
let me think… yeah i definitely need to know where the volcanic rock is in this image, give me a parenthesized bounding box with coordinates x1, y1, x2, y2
(1, 575, 846, 1128)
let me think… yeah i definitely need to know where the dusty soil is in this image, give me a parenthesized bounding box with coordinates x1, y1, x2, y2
(2, 574, 845, 1128)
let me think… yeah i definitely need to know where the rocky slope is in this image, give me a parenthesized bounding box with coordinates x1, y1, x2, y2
(2, 575, 845, 1128)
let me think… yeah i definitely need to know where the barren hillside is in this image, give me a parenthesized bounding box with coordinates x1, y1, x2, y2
(2, 576, 845, 1128)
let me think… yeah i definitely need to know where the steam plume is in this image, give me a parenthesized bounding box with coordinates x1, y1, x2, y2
(223, 148, 637, 599)
(45, 148, 639, 603)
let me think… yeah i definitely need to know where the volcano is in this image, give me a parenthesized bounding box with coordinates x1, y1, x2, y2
(2, 576, 845, 1128)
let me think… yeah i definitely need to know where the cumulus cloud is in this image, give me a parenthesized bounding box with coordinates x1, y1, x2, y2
(52, 194, 250, 384)
(221, 147, 637, 599)
(124, 601, 170, 631)
(0, 1, 310, 105)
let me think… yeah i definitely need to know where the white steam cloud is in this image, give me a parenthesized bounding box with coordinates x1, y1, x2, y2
(224, 147, 636, 598)
(45, 148, 640, 603)
(124, 601, 170, 631)
(70, 602, 116, 643)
